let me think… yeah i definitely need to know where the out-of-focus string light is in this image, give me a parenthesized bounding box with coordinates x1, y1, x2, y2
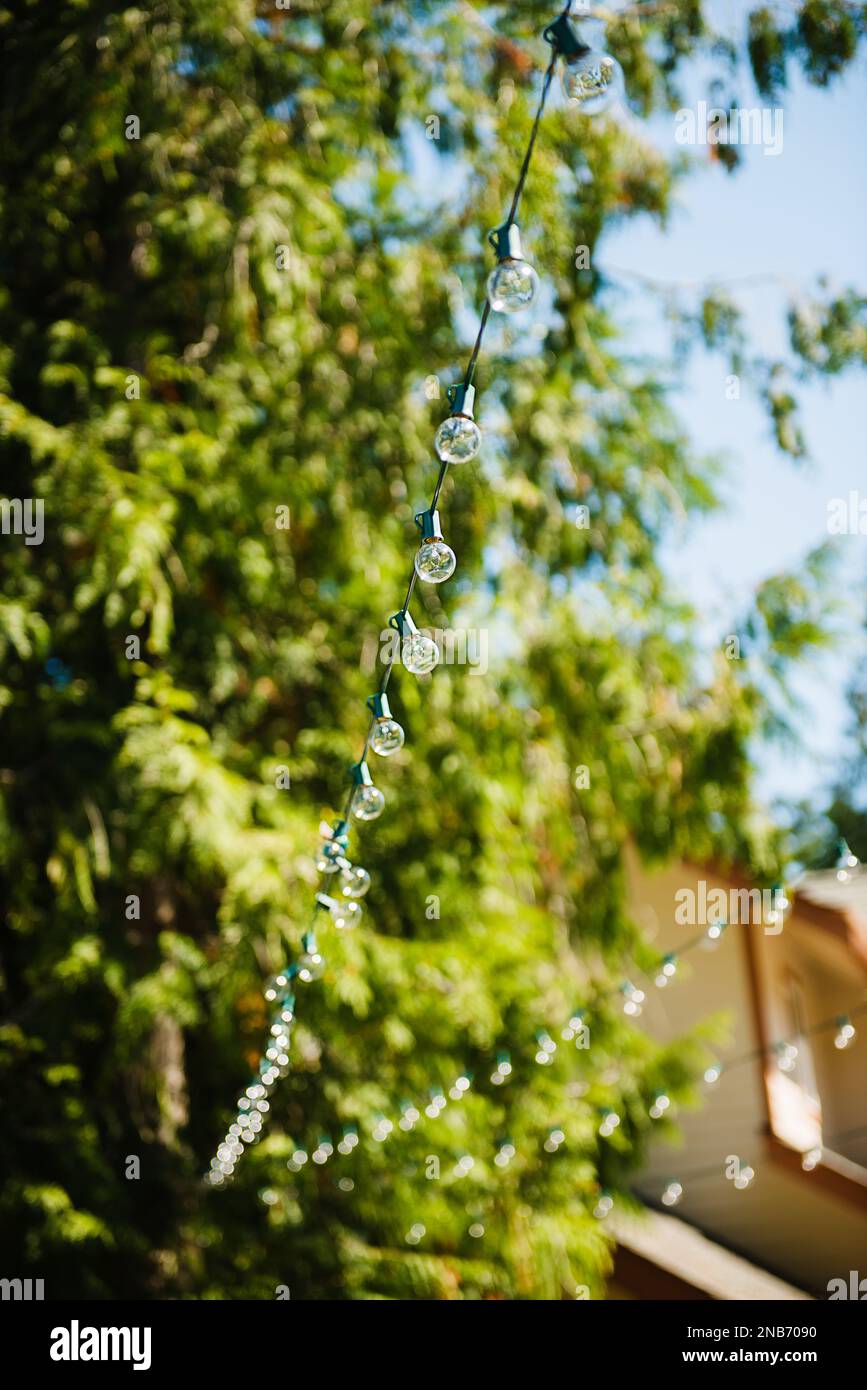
(425, 1088, 448, 1119)
(544, 1127, 566, 1153)
(620, 980, 645, 1017)
(834, 1015, 856, 1049)
(599, 1109, 620, 1139)
(491, 1051, 512, 1085)
(494, 1139, 516, 1168)
(593, 1191, 614, 1219)
(535, 1030, 558, 1064)
(337, 1127, 359, 1155)
(209, 10, 627, 1188)
(775, 1041, 799, 1073)
(649, 1092, 671, 1120)
(661, 1179, 683, 1207)
(705, 918, 727, 944)
(562, 1009, 586, 1041)
(835, 839, 860, 883)
(655, 953, 678, 988)
(399, 1101, 421, 1131)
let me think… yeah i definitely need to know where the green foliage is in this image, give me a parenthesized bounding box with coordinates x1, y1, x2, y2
(0, 0, 863, 1300)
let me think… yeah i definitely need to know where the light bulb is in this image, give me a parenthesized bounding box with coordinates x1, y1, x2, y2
(366, 691, 404, 755)
(390, 610, 440, 675)
(835, 839, 859, 881)
(834, 1016, 855, 1049)
(414, 507, 456, 584)
(486, 222, 538, 313)
(544, 15, 624, 116)
(562, 50, 623, 113)
(349, 759, 384, 821)
(315, 821, 349, 873)
(315, 841, 345, 873)
(371, 718, 404, 754)
(264, 972, 292, 1003)
(435, 382, 481, 462)
(435, 414, 481, 463)
(487, 257, 538, 313)
(415, 538, 456, 583)
(340, 863, 371, 898)
(298, 934, 325, 982)
(331, 898, 362, 930)
(407, 633, 439, 673)
(351, 784, 384, 820)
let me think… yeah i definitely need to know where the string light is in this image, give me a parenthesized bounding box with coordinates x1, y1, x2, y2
(544, 1127, 566, 1153)
(339, 862, 371, 899)
(316, 891, 362, 930)
(414, 508, 457, 584)
(535, 1030, 558, 1064)
(434, 383, 481, 463)
(349, 760, 385, 822)
(661, 1179, 683, 1207)
(599, 1109, 620, 1138)
(649, 1092, 671, 1120)
(389, 609, 440, 676)
(494, 1140, 516, 1168)
(593, 1191, 614, 1219)
(655, 953, 678, 988)
(543, 12, 624, 115)
(367, 692, 405, 757)
(834, 1015, 856, 1049)
(210, 2, 621, 1184)
(449, 1072, 473, 1100)
(835, 839, 860, 882)
(620, 980, 645, 1016)
(774, 1042, 799, 1073)
(492, 1051, 512, 1085)
(486, 222, 539, 313)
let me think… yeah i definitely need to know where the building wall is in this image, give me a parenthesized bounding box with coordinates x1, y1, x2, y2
(624, 845, 867, 1296)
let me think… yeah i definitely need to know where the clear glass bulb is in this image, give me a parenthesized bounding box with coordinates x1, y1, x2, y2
(435, 415, 482, 464)
(402, 632, 440, 676)
(330, 898, 362, 930)
(340, 864, 371, 898)
(486, 257, 539, 313)
(298, 949, 325, 982)
(414, 539, 456, 584)
(263, 972, 291, 1003)
(351, 784, 385, 821)
(562, 51, 623, 115)
(315, 841, 344, 873)
(371, 717, 405, 755)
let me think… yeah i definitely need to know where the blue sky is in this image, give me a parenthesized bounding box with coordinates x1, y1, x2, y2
(602, 37, 867, 812)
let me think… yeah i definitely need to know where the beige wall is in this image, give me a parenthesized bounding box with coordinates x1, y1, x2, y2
(624, 845, 867, 1296)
